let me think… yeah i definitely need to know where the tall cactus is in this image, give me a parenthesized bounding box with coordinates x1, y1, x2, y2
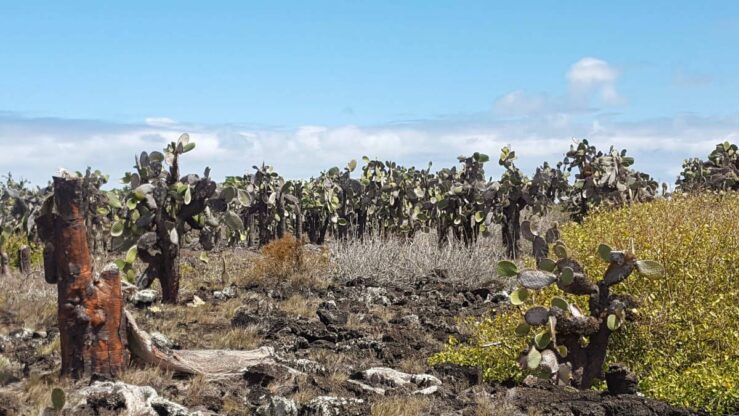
(113, 134, 217, 303)
(497, 148, 569, 258)
(499, 241, 663, 389)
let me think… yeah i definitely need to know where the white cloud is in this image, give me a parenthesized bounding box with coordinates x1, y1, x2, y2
(144, 117, 178, 127)
(495, 57, 623, 116)
(0, 113, 735, 187)
(567, 57, 621, 103)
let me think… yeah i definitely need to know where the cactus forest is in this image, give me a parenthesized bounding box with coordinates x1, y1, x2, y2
(0, 134, 737, 415)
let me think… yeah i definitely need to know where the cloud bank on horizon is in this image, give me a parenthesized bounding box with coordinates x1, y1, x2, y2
(1, 57, 736, 187)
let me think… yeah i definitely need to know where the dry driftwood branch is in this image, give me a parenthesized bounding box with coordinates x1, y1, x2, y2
(124, 309, 289, 379)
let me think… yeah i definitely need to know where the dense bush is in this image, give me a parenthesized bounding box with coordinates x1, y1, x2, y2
(431, 193, 739, 414)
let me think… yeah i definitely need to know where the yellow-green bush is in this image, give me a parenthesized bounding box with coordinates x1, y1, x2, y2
(431, 193, 739, 414)
(1, 233, 42, 269)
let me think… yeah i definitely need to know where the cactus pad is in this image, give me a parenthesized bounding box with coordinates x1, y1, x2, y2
(518, 270, 557, 289)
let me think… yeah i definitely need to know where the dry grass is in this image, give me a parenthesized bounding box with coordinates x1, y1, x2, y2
(370, 395, 432, 416)
(278, 294, 320, 319)
(120, 365, 174, 390)
(220, 326, 263, 350)
(290, 383, 322, 405)
(397, 356, 428, 374)
(0, 269, 56, 331)
(37, 335, 60, 357)
(328, 231, 506, 287)
(368, 305, 395, 323)
(346, 313, 371, 331)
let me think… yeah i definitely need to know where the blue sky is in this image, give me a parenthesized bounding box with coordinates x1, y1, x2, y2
(1, 1, 738, 185)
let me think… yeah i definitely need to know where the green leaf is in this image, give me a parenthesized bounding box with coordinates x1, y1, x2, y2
(224, 211, 244, 232)
(597, 243, 612, 262)
(51, 387, 65, 410)
(177, 133, 190, 146)
(551, 297, 568, 311)
(106, 192, 122, 209)
(510, 288, 529, 305)
(515, 323, 531, 337)
(556, 345, 568, 358)
(183, 186, 192, 205)
(347, 159, 357, 172)
(635, 260, 664, 277)
(496, 260, 519, 278)
(114, 259, 127, 271)
(538, 258, 556, 272)
(534, 330, 551, 349)
(110, 221, 124, 237)
(237, 189, 250, 206)
(182, 142, 196, 153)
(559, 267, 574, 286)
(127, 198, 138, 210)
(125, 246, 137, 264)
(607, 314, 619, 331)
(125, 269, 136, 283)
(527, 348, 541, 369)
(474, 211, 484, 223)
(554, 243, 568, 259)
(337, 218, 348, 226)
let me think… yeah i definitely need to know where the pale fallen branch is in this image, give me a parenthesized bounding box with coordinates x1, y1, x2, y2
(124, 309, 292, 379)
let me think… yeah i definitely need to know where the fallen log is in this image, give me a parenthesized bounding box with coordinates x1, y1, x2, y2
(124, 309, 289, 379)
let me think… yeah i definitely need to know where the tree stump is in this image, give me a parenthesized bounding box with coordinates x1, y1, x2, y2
(36, 175, 129, 379)
(18, 245, 31, 274)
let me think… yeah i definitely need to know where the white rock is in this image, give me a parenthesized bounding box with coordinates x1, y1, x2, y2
(256, 396, 299, 416)
(302, 396, 366, 416)
(133, 289, 158, 306)
(358, 367, 442, 389)
(70, 381, 203, 415)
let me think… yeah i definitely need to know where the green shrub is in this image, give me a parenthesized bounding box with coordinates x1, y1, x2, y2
(2, 233, 42, 269)
(431, 193, 739, 414)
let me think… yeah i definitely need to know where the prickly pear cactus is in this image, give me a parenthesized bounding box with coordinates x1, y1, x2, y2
(521, 220, 560, 264)
(676, 141, 738, 193)
(497, 241, 664, 389)
(560, 140, 658, 222)
(113, 134, 218, 303)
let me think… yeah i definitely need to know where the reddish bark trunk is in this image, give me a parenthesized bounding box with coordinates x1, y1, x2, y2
(38, 176, 129, 379)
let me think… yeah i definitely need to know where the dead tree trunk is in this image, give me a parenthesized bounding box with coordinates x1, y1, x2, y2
(18, 245, 31, 274)
(36, 175, 129, 379)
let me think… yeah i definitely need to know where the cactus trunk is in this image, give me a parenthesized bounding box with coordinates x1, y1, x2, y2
(0, 250, 9, 276)
(18, 245, 31, 274)
(501, 202, 522, 259)
(39, 176, 128, 379)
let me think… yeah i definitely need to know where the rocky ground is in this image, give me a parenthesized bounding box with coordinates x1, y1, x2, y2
(0, 246, 701, 415)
